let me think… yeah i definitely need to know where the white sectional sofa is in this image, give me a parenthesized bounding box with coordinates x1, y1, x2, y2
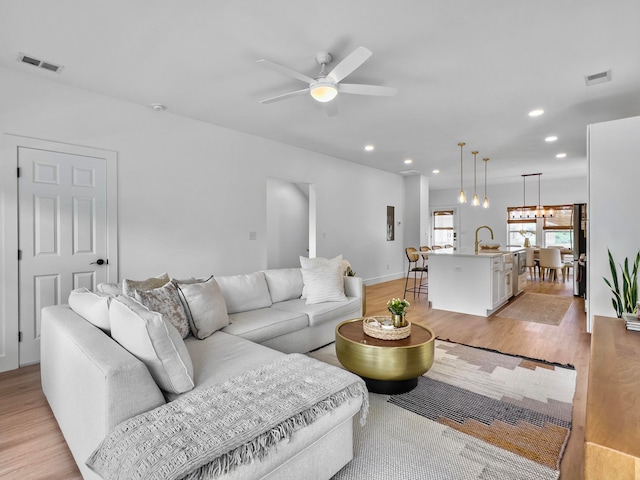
(41, 264, 366, 480)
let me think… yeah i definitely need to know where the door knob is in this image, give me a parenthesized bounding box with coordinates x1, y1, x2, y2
(90, 259, 107, 265)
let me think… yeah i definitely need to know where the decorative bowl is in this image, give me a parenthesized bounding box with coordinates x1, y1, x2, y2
(480, 244, 500, 250)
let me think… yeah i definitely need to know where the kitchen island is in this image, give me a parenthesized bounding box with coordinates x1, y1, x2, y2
(428, 248, 513, 316)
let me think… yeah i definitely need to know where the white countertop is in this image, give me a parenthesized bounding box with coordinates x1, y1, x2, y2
(429, 248, 503, 258)
(429, 246, 525, 258)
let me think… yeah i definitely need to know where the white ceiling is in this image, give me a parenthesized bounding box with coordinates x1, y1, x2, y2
(2, 0, 639, 189)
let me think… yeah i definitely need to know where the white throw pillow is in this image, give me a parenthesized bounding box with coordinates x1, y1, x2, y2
(301, 264, 347, 305)
(135, 282, 190, 339)
(299, 255, 343, 299)
(68, 288, 112, 333)
(174, 277, 229, 339)
(109, 296, 194, 394)
(96, 282, 122, 295)
(122, 273, 170, 297)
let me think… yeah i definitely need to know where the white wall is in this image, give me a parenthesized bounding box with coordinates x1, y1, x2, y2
(430, 177, 588, 251)
(588, 115, 640, 329)
(0, 66, 406, 283)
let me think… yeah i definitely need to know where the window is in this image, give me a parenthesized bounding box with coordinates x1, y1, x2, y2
(507, 207, 536, 246)
(432, 210, 454, 247)
(544, 205, 573, 248)
(506, 204, 575, 248)
(508, 223, 536, 246)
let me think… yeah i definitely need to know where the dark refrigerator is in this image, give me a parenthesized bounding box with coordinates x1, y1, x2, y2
(572, 203, 587, 297)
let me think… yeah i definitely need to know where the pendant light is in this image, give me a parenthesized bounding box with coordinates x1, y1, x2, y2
(482, 157, 489, 208)
(534, 173, 554, 218)
(458, 142, 466, 203)
(471, 151, 480, 206)
(511, 173, 554, 219)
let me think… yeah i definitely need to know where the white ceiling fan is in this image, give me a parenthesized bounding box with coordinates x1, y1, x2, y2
(257, 46, 398, 116)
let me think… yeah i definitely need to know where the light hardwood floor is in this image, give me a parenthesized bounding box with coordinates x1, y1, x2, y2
(0, 275, 589, 479)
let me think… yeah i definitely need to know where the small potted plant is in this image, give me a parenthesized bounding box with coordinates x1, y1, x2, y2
(387, 298, 410, 327)
(518, 229, 534, 247)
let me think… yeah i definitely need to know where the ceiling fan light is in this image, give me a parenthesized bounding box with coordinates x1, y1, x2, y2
(310, 82, 338, 103)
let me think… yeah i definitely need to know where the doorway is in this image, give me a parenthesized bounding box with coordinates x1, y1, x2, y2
(0, 136, 118, 371)
(266, 178, 314, 269)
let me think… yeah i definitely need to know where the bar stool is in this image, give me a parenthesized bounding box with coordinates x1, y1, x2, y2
(404, 247, 428, 298)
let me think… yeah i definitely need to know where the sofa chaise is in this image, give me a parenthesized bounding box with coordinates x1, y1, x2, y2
(41, 262, 367, 479)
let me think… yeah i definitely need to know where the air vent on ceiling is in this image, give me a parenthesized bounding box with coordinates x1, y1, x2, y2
(17, 53, 64, 73)
(398, 170, 422, 176)
(584, 70, 611, 86)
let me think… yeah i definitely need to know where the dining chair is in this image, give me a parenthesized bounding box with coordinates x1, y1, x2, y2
(404, 247, 428, 298)
(525, 247, 537, 280)
(538, 248, 566, 282)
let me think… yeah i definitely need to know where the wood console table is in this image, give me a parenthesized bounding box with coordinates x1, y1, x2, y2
(585, 316, 640, 479)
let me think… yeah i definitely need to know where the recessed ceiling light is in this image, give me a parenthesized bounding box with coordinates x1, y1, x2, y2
(364, 145, 374, 152)
(151, 103, 166, 111)
(545, 136, 558, 142)
(556, 153, 567, 158)
(404, 159, 413, 164)
(528, 109, 544, 117)
(432, 169, 440, 174)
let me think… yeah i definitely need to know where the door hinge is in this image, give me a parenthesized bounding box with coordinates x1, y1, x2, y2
(17, 167, 21, 178)
(18, 331, 22, 342)
(18, 249, 22, 261)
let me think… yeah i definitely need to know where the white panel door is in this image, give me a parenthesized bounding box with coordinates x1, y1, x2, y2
(18, 147, 109, 365)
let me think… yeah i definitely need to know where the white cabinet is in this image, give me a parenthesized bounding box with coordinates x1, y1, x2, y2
(428, 251, 511, 317)
(492, 257, 502, 307)
(494, 253, 513, 307)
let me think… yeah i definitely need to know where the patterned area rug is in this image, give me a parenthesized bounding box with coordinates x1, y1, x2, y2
(496, 293, 573, 325)
(309, 340, 576, 480)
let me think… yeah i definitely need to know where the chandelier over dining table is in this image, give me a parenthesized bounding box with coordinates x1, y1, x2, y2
(510, 173, 554, 219)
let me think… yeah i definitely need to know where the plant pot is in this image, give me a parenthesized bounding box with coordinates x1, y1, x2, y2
(391, 313, 407, 328)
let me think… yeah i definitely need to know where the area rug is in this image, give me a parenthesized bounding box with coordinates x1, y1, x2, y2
(496, 293, 573, 325)
(308, 340, 576, 480)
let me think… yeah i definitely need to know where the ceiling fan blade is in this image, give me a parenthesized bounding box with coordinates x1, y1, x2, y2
(339, 84, 398, 96)
(324, 100, 338, 117)
(260, 88, 309, 104)
(326, 46, 372, 84)
(256, 59, 315, 84)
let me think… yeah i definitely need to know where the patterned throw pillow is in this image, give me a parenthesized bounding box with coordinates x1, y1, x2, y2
(122, 273, 170, 297)
(135, 282, 190, 339)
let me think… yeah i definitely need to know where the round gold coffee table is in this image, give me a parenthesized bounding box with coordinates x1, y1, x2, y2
(335, 318, 435, 394)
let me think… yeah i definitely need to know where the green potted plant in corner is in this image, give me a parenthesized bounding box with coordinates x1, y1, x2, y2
(387, 298, 410, 328)
(603, 248, 640, 318)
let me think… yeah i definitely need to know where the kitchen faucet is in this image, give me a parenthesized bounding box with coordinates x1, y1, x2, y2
(475, 225, 494, 254)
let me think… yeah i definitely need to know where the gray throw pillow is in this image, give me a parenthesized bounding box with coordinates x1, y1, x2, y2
(174, 277, 229, 340)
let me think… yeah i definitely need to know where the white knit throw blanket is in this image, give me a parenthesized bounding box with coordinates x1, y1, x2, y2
(86, 354, 368, 480)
